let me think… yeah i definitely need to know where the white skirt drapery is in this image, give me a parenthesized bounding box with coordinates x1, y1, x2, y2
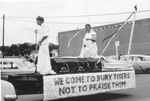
(37, 44, 52, 75)
(79, 38, 98, 58)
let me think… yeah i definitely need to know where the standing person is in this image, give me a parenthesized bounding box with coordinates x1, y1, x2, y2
(79, 24, 98, 58)
(35, 16, 56, 75)
(118, 51, 123, 60)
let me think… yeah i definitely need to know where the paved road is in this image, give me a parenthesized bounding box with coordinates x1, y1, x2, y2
(18, 74, 150, 101)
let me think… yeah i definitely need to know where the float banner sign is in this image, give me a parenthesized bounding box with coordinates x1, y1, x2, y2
(43, 70, 136, 100)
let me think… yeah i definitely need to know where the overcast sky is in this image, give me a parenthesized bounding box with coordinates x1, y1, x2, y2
(0, 0, 150, 46)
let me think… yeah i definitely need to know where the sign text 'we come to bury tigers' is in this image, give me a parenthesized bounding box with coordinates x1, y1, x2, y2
(43, 70, 135, 100)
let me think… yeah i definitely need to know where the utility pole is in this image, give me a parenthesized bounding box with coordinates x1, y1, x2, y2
(2, 14, 5, 58)
(34, 29, 38, 44)
(88, 17, 91, 25)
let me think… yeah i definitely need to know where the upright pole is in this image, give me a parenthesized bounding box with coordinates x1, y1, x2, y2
(34, 29, 38, 44)
(35, 32, 37, 44)
(127, 5, 137, 55)
(2, 14, 5, 58)
(100, 12, 134, 56)
(88, 17, 91, 25)
(126, 5, 137, 68)
(116, 46, 118, 59)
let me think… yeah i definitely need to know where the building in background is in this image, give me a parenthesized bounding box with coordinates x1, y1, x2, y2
(58, 18, 150, 56)
(30, 49, 58, 62)
(50, 49, 58, 57)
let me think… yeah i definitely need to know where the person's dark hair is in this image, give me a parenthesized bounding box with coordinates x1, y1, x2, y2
(85, 24, 91, 28)
(36, 16, 44, 23)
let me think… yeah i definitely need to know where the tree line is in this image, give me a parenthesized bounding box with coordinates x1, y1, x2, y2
(0, 42, 58, 57)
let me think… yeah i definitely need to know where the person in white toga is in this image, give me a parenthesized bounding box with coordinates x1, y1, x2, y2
(79, 24, 98, 58)
(35, 16, 56, 75)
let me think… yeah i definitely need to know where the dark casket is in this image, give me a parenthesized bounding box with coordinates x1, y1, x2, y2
(51, 57, 102, 74)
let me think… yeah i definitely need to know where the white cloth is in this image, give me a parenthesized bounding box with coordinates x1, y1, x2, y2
(37, 24, 54, 74)
(38, 24, 49, 45)
(79, 30, 98, 58)
(37, 45, 53, 74)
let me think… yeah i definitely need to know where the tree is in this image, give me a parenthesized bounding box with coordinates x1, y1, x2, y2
(18, 43, 36, 56)
(49, 43, 58, 52)
(0, 46, 9, 56)
(0, 42, 58, 57)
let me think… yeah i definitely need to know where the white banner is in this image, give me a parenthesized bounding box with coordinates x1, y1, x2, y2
(43, 70, 136, 101)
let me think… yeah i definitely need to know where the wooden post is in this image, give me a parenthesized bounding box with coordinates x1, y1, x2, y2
(2, 14, 5, 58)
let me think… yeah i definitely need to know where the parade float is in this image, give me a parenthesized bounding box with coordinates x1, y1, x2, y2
(7, 5, 137, 101)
